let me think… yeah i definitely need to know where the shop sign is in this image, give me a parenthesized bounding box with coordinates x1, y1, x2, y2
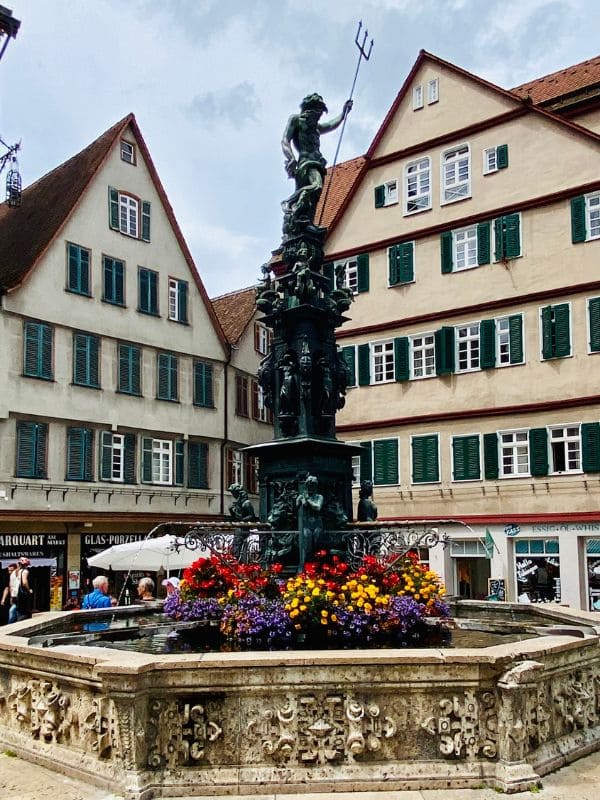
(504, 524, 520, 537)
(0, 534, 66, 547)
(532, 522, 600, 534)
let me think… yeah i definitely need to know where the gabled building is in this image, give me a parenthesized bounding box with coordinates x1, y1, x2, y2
(319, 51, 600, 610)
(0, 115, 269, 610)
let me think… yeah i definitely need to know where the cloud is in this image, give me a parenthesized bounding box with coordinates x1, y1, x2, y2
(184, 82, 260, 127)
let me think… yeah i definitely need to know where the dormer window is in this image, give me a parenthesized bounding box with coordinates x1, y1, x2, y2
(120, 140, 135, 164)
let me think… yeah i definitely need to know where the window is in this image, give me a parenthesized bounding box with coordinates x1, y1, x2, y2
(588, 297, 600, 353)
(500, 431, 529, 477)
(456, 323, 480, 372)
(454, 226, 478, 270)
(73, 332, 100, 388)
(412, 85, 423, 110)
(15, 421, 48, 479)
(495, 315, 524, 366)
(374, 180, 398, 208)
(254, 322, 271, 354)
(404, 158, 431, 214)
(411, 434, 440, 483)
(541, 303, 571, 360)
(100, 431, 136, 483)
(66, 243, 91, 296)
(235, 374, 249, 416)
(442, 145, 470, 203)
(141, 437, 182, 485)
(193, 360, 214, 407)
(138, 267, 159, 315)
(572, 193, 600, 243)
(118, 343, 141, 395)
(109, 188, 150, 241)
(452, 435, 481, 481)
(411, 333, 436, 379)
(550, 425, 581, 473)
(350, 444, 361, 486)
(427, 78, 439, 104)
(342, 346, 356, 387)
(388, 241, 414, 285)
(227, 448, 243, 486)
(168, 278, 188, 323)
(252, 379, 273, 423)
(331, 254, 369, 293)
(483, 145, 508, 174)
(493, 213, 521, 260)
(245, 454, 259, 495)
(373, 438, 399, 485)
(441, 223, 490, 273)
(188, 440, 209, 489)
(66, 427, 94, 481)
(23, 321, 53, 380)
(103, 256, 125, 305)
(157, 352, 178, 401)
(120, 140, 135, 164)
(371, 340, 395, 384)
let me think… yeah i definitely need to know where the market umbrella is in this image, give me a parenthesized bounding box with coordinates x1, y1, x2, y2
(86, 535, 206, 573)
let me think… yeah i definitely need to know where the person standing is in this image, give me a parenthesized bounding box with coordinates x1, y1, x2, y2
(15, 557, 34, 621)
(1, 563, 19, 624)
(136, 577, 155, 602)
(81, 575, 112, 609)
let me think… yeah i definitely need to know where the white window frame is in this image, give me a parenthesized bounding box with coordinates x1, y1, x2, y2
(371, 340, 395, 384)
(119, 193, 139, 238)
(110, 433, 125, 482)
(382, 179, 398, 206)
(404, 157, 431, 215)
(334, 257, 359, 295)
(586, 193, 600, 240)
(168, 277, 186, 322)
(427, 78, 439, 104)
(120, 140, 135, 164)
(412, 85, 423, 110)
(456, 322, 480, 373)
(410, 332, 436, 379)
(257, 384, 270, 423)
(152, 439, 173, 485)
(549, 424, 582, 475)
(349, 441, 362, 487)
(230, 449, 243, 485)
(499, 429, 530, 478)
(254, 322, 271, 355)
(483, 147, 498, 174)
(453, 225, 478, 270)
(496, 316, 511, 366)
(441, 144, 470, 204)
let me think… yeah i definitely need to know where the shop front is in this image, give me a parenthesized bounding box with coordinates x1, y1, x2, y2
(449, 539, 491, 600)
(514, 537, 561, 603)
(0, 533, 67, 612)
(80, 533, 147, 604)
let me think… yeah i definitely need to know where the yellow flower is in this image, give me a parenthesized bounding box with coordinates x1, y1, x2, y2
(312, 587, 320, 596)
(321, 618, 328, 625)
(321, 609, 328, 617)
(290, 609, 299, 619)
(331, 614, 338, 623)
(360, 574, 368, 582)
(291, 598, 299, 608)
(300, 604, 307, 612)
(304, 596, 311, 603)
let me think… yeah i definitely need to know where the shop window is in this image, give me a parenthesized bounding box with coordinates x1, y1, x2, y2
(515, 538, 561, 603)
(586, 538, 600, 611)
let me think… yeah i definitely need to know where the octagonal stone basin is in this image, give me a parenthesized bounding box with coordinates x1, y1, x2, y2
(0, 601, 599, 799)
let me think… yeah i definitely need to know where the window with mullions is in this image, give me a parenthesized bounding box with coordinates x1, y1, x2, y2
(141, 437, 183, 486)
(371, 341, 395, 383)
(117, 343, 141, 395)
(15, 421, 48, 479)
(496, 316, 524, 366)
(73, 332, 100, 388)
(254, 322, 271, 354)
(227, 448, 243, 486)
(66, 427, 94, 481)
(109, 188, 150, 241)
(251, 379, 273, 424)
(483, 145, 508, 175)
(456, 323, 480, 372)
(120, 140, 135, 164)
(168, 278, 188, 323)
(453, 226, 478, 270)
(500, 431, 529, 477)
(138, 268, 159, 315)
(193, 360, 214, 407)
(373, 180, 398, 208)
(157, 352, 178, 401)
(410, 333, 436, 379)
(404, 158, 430, 214)
(100, 431, 137, 483)
(66, 243, 91, 296)
(103, 256, 125, 305)
(442, 145, 470, 203)
(235, 374, 249, 416)
(571, 193, 600, 243)
(549, 425, 581, 473)
(23, 321, 53, 380)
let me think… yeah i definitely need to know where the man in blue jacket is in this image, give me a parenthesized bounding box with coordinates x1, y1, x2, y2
(81, 575, 112, 609)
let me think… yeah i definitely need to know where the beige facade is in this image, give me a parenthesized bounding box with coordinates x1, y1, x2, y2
(325, 52, 600, 609)
(0, 116, 270, 611)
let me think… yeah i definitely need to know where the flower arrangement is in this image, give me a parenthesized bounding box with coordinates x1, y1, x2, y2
(165, 549, 448, 650)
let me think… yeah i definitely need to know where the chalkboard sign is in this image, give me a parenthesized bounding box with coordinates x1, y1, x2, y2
(488, 578, 506, 601)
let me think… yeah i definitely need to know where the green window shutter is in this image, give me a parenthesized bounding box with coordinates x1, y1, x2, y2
(89, 336, 99, 387)
(23, 322, 38, 376)
(359, 441, 372, 482)
(504, 213, 521, 259)
(342, 346, 356, 387)
(68, 244, 79, 290)
(35, 423, 47, 478)
(177, 281, 188, 322)
(373, 439, 399, 485)
(15, 422, 33, 477)
(529, 428, 549, 476)
(100, 431, 113, 481)
(174, 440, 184, 486)
(571, 195, 586, 243)
(477, 222, 491, 265)
(553, 303, 571, 358)
(453, 435, 481, 481)
(435, 326, 455, 375)
(440, 231, 453, 274)
(73, 333, 86, 384)
(188, 441, 209, 488)
(388, 245, 400, 286)
(130, 345, 141, 394)
(141, 201, 151, 242)
(40, 325, 53, 379)
(582, 422, 600, 472)
(83, 429, 94, 480)
(508, 315, 524, 364)
(394, 337, 409, 381)
(322, 262, 334, 287)
(356, 253, 369, 293)
(541, 306, 553, 360)
(374, 185, 385, 208)
(480, 319, 496, 369)
(483, 432, 499, 479)
(358, 343, 371, 386)
(115, 260, 124, 304)
(142, 438, 153, 482)
(496, 144, 508, 169)
(66, 428, 86, 480)
(194, 361, 214, 406)
(149, 271, 158, 313)
(118, 344, 128, 393)
(158, 353, 177, 400)
(412, 435, 439, 483)
(398, 242, 414, 283)
(139, 268, 149, 311)
(124, 434, 137, 483)
(589, 298, 600, 352)
(494, 217, 504, 261)
(109, 187, 119, 230)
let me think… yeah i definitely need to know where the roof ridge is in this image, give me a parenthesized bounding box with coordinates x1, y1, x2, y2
(512, 53, 600, 92)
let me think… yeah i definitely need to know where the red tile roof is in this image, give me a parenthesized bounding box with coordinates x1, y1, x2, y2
(512, 54, 600, 105)
(315, 156, 366, 229)
(211, 286, 257, 345)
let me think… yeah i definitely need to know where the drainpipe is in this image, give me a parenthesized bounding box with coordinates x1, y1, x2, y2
(220, 343, 233, 517)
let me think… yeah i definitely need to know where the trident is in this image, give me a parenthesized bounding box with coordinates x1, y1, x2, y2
(317, 21, 373, 227)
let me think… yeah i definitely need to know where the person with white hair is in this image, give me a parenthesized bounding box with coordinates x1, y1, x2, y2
(137, 577, 155, 602)
(81, 575, 112, 609)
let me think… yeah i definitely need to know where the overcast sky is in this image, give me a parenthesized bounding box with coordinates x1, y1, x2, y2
(2, 0, 599, 297)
